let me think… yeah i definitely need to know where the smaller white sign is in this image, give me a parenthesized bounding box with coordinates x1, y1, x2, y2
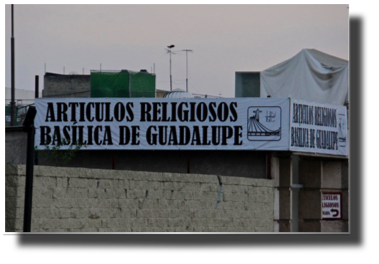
(290, 99, 348, 156)
(321, 192, 342, 219)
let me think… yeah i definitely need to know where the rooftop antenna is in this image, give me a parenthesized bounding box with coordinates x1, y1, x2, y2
(182, 49, 193, 92)
(166, 44, 175, 91)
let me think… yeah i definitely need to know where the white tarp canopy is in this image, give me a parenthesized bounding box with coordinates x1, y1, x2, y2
(260, 49, 348, 105)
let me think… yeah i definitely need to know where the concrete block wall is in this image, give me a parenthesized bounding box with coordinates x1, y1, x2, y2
(276, 157, 292, 232)
(5, 129, 27, 165)
(298, 159, 349, 232)
(273, 155, 348, 232)
(43, 73, 90, 98)
(6, 165, 274, 232)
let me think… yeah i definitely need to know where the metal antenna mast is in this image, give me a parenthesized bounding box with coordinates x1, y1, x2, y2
(182, 49, 193, 92)
(166, 44, 175, 91)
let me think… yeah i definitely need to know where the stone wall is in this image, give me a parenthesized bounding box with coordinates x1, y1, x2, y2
(6, 165, 274, 232)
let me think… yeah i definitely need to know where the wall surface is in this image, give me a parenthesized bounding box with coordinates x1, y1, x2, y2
(5, 128, 27, 165)
(6, 165, 274, 232)
(6, 129, 267, 178)
(298, 158, 349, 232)
(43, 72, 90, 98)
(273, 155, 349, 232)
(5, 144, 348, 232)
(38, 150, 267, 178)
(235, 72, 261, 98)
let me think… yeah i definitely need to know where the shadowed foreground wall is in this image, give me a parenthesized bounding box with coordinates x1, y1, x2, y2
(6, 165, 274, 232)
(6, 129, 267, 178)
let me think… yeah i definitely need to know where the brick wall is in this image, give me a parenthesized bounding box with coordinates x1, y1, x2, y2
(6, 165, 274, 232)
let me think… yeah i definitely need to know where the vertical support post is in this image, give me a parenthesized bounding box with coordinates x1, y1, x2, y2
(166, 45, 175, 91)
(267, 152, 272, 179)
(10, 4, 16, 126)
(278, 157, 292, 232)
(22, 106, 36, 232)
(23, 126, 35, 232)
(34, 76, 39, 165)
(185, 51, 188, 92)
(35, 75, 39, 98)
(182, 49, 192, 92)
(169, 51, 172, 91)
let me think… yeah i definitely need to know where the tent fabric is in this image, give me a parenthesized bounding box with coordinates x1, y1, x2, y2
(90, 70, 155, 98)
(163, 91, 195, 98)
(260, 49, 348, 105)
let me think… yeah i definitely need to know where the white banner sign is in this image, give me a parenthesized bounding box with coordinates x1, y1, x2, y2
(290, 99, 348, 156)
(321, 192, 342, 219)
(35, 98, 290, 150)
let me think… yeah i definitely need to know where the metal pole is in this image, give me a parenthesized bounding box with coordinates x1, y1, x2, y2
(34, 76, 39, 165)
(169, 51, 172, 91)
(35, 75, 39, 98)
(10, 4, 16, 126)
(182, 49, 192, 92)
(22, 106, 36, 232)
(186, 51, 188, 92)
(167, 45, 175, 91)
(23, 125, 35, 232)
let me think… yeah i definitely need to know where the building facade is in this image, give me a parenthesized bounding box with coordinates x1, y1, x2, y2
(6, 50, 349, 232)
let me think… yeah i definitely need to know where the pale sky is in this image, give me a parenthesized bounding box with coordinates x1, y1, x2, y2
(4, 4, 349, 97)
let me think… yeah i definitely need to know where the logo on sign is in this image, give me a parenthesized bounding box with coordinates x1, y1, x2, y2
(247, 106, 281, 141)
(338, 114, 347, 148)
